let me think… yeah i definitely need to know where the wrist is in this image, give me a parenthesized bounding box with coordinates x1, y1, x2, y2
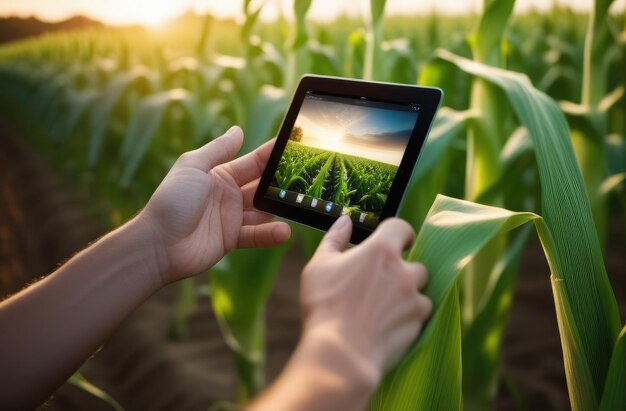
(298, 321, 380, 398)
(119, 214, 169, 291)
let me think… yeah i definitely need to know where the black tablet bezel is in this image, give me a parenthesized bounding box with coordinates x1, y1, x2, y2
(254, 74, 443, 244)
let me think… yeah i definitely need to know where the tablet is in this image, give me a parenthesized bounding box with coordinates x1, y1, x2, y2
(254, 75, 442, 244)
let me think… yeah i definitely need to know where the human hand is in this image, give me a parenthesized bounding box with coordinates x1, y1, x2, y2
(300, 215, 432, 385)
(138, 126, 291, 286)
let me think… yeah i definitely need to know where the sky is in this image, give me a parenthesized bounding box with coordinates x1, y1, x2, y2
(0, 0, 624, 27)
(294, 97, 417, 165)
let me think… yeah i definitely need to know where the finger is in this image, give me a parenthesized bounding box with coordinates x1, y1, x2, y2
(177, 126, 244, 172)
(243, 210, 273, 226)
(225, 138, 276, 186)
(405, 262, 429, 290)
(416, 294, 433, 320)
(238, 221, 291, 248)
(241, 178, 260, 208)
(313, 215, 352, 258)
(365, 217, 415, 253)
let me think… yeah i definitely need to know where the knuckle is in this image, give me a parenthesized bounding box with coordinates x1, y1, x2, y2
(396, 271, 416, 294)
(368, 239, 400, 263)
(410, 262, 429, 287)
(380, 217, 414, 236)
(176, 151, 193, 165)
(417, 294, 433, 318)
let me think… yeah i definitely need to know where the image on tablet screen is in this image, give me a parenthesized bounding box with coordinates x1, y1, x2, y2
(265, 91, 419, 230)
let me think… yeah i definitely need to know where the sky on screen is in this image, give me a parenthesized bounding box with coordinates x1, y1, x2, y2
(294, 98, 417, 165)
(0, 0, 623, 27)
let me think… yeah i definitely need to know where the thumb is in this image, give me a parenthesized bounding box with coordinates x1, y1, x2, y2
(314, 215, 353, 257)
(187, 125, 244, 172)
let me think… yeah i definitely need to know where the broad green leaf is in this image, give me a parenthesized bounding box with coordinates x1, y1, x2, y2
(372, 195, 542, 411)
(411, 108, 473, 182)
(370, 285, 462, 411)
(242, 85, 288, 154)
(54, 89, 98, 143)
(438, 49, 621, 403)
(308, 41, 341, 76)
(381, 38, 416, 84)
(551, 276, 598, 410)
(88, 67, 154, 166)
(399, 108, 472, 229)
(210, 246, 288, 401)
(119, 89, 195, 187)
(599, 326, 626, 410)
(462, 225, 531, 407)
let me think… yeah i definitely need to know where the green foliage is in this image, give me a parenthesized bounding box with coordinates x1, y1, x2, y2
(0, 1, 624, 410)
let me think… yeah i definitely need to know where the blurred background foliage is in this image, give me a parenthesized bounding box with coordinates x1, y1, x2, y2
(0, 0, 624, 409)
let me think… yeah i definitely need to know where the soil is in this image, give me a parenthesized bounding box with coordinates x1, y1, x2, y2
(1, 114, 625, 411)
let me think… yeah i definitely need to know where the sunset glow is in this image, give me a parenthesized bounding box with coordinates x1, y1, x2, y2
(0, 0, 623, 27)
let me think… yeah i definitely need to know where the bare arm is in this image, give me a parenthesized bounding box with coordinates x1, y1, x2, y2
(0, 127, 290, 409)
(0, 217, 162, 409)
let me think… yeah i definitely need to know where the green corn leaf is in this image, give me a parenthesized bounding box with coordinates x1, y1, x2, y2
(68, 371, 124, 411)
(308, 41, 341, 76)
(370, 284, 462, 411)
(369, 0, 387, 28)
(54, 89, 98, 143)
(292, 0, 312, 50)
(399, 108, 473, 229)
(372, 195, 543, 411)
(600, 172, 626, 196)
(411, 108, 473, 182)
(599, 326, 626, 410)
(210, 246, 288, 402)
(119, 89, 195, 187)
(462, 225, 532, 408)
(242, 85, 288, 155)
(381, 38, 416, 84)
(437, 49, 621, 405)
(88, 67, 154, 166)
(473, 0, 515, 65)
(551, 276, 599, 410)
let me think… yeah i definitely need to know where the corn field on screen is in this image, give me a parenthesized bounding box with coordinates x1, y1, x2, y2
(265, 91, 419, 230)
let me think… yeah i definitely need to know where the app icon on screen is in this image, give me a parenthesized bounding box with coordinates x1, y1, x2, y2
(296, 193, 304, 204)
(279, 189, 286, 199)
(311, 198, 318, 207)
(325, 202, 333, 212)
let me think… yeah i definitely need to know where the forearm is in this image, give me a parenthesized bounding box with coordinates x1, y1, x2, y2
(248, 323, 379, 411)
(0, 216, 165, 409)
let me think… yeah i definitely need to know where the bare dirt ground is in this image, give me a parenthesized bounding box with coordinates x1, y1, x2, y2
(1, 114, 624, 410)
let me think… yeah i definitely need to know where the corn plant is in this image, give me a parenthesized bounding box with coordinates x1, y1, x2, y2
(0, 1, 624, 410)
(559, 0, 625, 247)
(375, 51, 624, 411)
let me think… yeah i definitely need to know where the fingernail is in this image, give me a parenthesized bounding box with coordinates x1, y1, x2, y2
(333, 215, 350, 230)
(225, 125, 240, 135)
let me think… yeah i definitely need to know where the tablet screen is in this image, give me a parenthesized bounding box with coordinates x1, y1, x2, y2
(264, 91, 420, 230)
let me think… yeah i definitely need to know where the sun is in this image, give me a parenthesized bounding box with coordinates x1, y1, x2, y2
(106, 0, 184, 28)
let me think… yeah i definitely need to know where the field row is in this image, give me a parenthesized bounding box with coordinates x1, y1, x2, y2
(272, 141, 397, 215)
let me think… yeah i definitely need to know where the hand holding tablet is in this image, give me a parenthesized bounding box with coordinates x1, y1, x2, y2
(254, 75, 442, 244)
